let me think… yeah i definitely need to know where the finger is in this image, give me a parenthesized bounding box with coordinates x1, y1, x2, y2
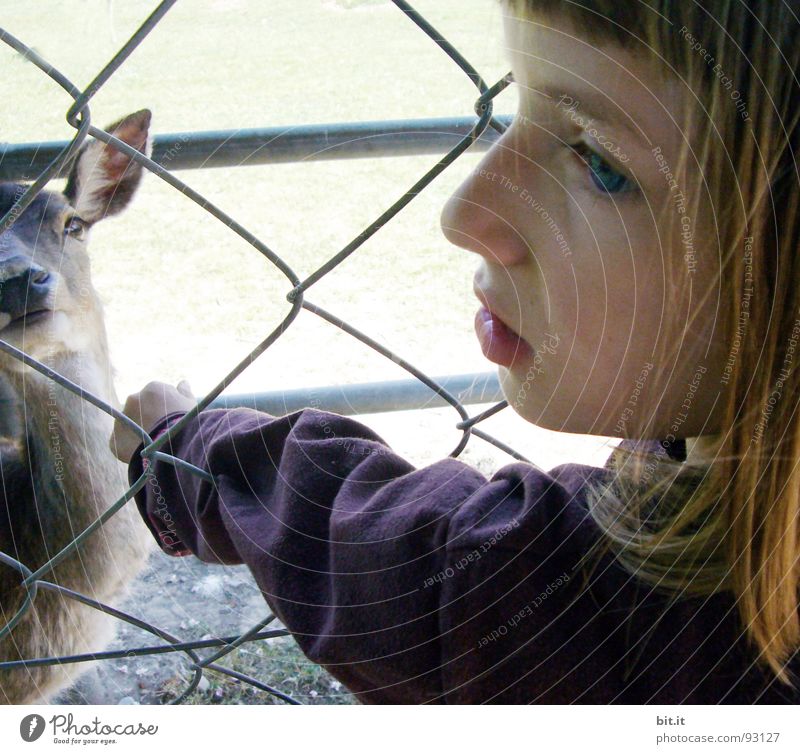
(177, 379, 194, 397)
(109, 421, 140, 463)
(122, 391, 145, 416)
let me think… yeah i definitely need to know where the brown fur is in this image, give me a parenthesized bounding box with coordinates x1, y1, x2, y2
(0, 111, 153, 704)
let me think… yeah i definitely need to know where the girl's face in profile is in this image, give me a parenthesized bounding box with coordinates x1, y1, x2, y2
(441, 8, 730, 439)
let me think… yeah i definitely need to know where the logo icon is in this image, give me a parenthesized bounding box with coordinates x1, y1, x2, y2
(20, 714, 45, 743)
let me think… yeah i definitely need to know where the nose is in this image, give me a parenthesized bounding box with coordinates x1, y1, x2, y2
(439, 130, 530, 267)
(0, 257, 52, 321)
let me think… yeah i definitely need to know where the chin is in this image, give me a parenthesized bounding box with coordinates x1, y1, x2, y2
(0, 311, 89, 364)
(499, 366, 550, 425)
(499, 367, 597, 435)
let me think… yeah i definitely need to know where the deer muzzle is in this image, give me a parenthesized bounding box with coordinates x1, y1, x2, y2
(0, 257, 53, 325)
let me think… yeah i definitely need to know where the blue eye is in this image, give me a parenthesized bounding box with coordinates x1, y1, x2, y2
(571, 143, 637, 195)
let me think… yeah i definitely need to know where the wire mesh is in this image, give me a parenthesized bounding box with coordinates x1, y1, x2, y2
(0, 0, 534, 705)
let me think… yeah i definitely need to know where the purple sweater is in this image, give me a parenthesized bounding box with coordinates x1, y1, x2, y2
(129, 407, 799, 704)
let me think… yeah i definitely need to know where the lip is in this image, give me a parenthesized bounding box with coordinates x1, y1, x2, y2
(472, 283, 534, 368)
(1, 309, 51, 332)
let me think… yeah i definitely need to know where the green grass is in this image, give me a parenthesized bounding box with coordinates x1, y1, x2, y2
(0, 0, 518, 407)
(157, 638, 356, 705)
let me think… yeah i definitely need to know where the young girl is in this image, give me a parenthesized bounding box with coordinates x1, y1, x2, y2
(112, 0, 800, 703)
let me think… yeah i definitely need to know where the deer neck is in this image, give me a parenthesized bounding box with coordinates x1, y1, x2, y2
(8, 335, 126, 529)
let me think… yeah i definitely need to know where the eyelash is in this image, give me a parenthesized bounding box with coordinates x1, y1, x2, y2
(568, 142, 638, 196)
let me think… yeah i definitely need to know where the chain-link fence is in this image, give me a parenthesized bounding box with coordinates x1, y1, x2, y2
(0, 0, 542, 705)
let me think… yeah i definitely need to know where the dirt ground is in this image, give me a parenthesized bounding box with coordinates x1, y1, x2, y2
(53, 550, 355, 705)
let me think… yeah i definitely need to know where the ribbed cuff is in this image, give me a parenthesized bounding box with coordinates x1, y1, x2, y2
(131, 411, 194, 557)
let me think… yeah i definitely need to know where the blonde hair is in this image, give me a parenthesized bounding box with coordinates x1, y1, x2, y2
(503, 0, 800, 688)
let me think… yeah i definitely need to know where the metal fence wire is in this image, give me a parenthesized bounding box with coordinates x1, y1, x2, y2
(0, 0, 539, 704)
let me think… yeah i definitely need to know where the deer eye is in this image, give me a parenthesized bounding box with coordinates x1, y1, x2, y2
(63, 214, 87, 241)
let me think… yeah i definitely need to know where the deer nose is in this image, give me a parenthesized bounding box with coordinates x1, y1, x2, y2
(0, 259, 52, 321)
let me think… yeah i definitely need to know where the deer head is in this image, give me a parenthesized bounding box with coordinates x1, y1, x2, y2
(0, 109, 151, 368)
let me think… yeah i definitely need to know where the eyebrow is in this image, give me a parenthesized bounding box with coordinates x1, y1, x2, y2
(522, 83, 652, 150)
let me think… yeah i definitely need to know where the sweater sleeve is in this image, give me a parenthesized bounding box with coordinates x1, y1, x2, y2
(128, 406, 591, 703)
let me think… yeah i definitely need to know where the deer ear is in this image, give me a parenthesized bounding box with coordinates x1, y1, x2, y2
(63, 109, 152, 224)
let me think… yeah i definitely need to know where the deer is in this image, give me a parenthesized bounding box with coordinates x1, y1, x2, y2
(0, 110, 154, 704)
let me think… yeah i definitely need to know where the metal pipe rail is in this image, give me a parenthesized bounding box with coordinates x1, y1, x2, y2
(210, 371, 502, 416)
(0, 115, 515, 181)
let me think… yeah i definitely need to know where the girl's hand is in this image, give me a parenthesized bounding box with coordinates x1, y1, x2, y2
(110, 380, 196, 463)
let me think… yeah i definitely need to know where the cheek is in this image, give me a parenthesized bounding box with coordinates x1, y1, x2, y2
(543, 202, 652, 337)
(51, 255, 92, 300)
(497, 206, 672, 432)
(48, 311, 94, 353)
